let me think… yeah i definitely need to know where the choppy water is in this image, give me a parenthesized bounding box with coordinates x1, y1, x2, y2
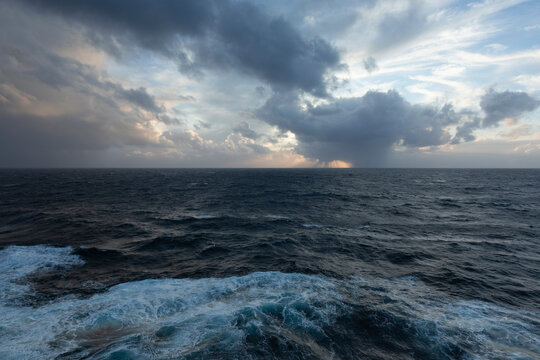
(0, 169, 539, 359)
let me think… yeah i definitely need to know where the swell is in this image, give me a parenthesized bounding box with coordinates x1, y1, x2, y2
(1, 246, 538, 360)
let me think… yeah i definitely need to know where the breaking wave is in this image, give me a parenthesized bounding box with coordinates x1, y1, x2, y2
(0, 246, 538, 359)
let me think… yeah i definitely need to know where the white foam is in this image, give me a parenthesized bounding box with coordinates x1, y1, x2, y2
(0, 245, 83, 302)
(192, 214, 217, 219)
(263, 214, 289, 220)
(0, 246, 538, 359)
(2, 273, 340, 358)
(348, 276, 540, 359)
(0, 247, 340, 358)
(302, 223, 325, 229)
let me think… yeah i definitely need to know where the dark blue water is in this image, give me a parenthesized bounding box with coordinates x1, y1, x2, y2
(0, 169, 539, 359)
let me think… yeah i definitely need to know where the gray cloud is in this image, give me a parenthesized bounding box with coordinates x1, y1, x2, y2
(0, 0, 341, 167)
(109, 84, 185, 125)
(233, 121, 260, 140)
(0, 110, 155, 167)
(255, 86, 267, 97)
(370, 0, 429, 53)
(452, 116, 480, 144)
(363, 56, 378, 73)
(480, 89, 539, 127)
(2, 0, 538, 168)
(258, 87, 540, 166)
(257, 90, 464, 166)
(261, 0, 365, 36)
(157, 114, 182, 126)
(451, 89, 539, 143)
(193, 121, 212, 131)
(112, 85, 163, 114)
(20, 0, 341, 96)
(0, 3, 164, 167)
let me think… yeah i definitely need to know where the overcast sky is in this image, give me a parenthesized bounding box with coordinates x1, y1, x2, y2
(1, 0, 539, 167)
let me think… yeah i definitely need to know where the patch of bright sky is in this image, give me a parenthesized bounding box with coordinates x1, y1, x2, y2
(479, 0, 540, 51)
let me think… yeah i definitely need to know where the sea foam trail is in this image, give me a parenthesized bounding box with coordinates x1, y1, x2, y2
(0, 246, 538, 359)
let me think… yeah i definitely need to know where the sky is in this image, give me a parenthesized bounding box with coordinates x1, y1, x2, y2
(0, 0, 539, 168)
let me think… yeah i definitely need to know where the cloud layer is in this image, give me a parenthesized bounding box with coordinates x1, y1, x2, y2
(0, 2, 164, 166)
(22, 0, 341, 96)
(0, 0, 539, 167)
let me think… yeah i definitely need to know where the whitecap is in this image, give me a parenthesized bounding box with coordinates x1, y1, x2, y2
(263, 214, 289, 220)
(0, 246, 538, 359)
(0, 247, 340, 359)
(347, 276, 540, 359)
(192, 214, 217, 219)
(0, 245, 83, 302)
(302, 223, 325, 228)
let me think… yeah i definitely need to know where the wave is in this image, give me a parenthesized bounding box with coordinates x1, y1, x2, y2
(0, 246, 538, 359)
(302, 224, 326, 229)
(0, 245, 84, 303)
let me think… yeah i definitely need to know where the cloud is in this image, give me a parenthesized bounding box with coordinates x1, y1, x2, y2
(258, 86, 540, 166)
(0, 111, 156, 167)
(233, 121, 260, 140)
(480, 89, 540, 127)
(257, 85, 540, 166)
(107, 84, 184, 124)
(2, 0, 539, 168)
(430, 89, 539, 144)
(499, 124, 532, 139)
(112, 86, 163, 114)
(257, 90, 466, 167)
(157, 129, 272, 164)
(452, 116, 481, 144)
(0, 7, 276, 169)
(363, 56, 378, 73)
(0, 3, 164, 166)
(369, 0, 430, 53)
(20, 0, 341, 96)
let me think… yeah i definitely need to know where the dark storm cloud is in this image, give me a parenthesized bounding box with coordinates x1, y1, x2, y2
(257, 90, 463, 166)
(214, 1, 340, 96)
(480, 89, 539, 127)
(258, 87, 540, 165)
(21, 0, 341, 96)
(23, 0, 213, 42)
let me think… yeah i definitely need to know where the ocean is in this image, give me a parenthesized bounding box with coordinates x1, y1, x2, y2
(0, 169, 538, 359)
